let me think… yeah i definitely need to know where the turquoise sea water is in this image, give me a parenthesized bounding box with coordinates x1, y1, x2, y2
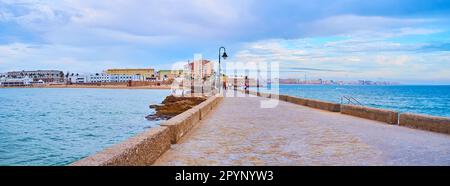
(0, 88, 170, 166)
(1, 86, 449, 165)
(261, 85, 450, 118)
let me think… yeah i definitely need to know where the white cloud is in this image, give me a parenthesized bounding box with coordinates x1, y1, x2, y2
(0, 0, 255, 45)
(233, 37, 450, 83)
(1, 1, 449, 84)
(301, 14, 436, 37)
(0, 42, 123, 72)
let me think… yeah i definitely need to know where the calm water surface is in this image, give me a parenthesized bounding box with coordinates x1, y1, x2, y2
(257, 85, 450, 117)
(1, 85, 449, 165)
(255, 85, 450, 117)
(0, 88, 169, 165)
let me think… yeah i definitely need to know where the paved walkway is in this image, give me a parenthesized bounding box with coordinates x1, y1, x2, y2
(154, 94, 450, 166)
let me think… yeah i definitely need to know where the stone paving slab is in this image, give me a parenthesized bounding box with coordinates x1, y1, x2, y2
(154, 94, 450, 166)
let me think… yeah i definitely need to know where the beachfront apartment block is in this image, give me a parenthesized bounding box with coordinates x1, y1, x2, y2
(6, 70, 65, 83)
(185, 60, 214, 79)
(68, 73, 144, 83)
(0, 77, 33, 87)
(105, 68, 156, 81)
(157, 70, 184, 81)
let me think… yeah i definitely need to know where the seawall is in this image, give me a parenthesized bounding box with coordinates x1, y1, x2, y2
(247, 90, 449, 135)
(400, 113, 450, 134)
(340, 104, 398, 124)
(70, 95, 223, 166)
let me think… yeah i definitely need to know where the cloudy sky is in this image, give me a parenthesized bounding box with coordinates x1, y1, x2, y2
(1, 0, 450, 84)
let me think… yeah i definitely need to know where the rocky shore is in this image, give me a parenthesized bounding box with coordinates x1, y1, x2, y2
(146, 95, 206, 121)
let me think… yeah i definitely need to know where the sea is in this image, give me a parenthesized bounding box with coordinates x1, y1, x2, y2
(1, 85, 449, 165)
(0, 88, 170, 166)
(259, 84, 450, 118)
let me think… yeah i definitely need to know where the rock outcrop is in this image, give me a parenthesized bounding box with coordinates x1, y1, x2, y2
(146, 95, 206, 121)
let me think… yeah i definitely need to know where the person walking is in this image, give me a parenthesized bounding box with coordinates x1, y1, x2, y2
(244, 76, 250, 94)
(222, 74, 227, 91)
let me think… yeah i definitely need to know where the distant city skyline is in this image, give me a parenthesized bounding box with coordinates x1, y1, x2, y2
(1, 0, 450, 84)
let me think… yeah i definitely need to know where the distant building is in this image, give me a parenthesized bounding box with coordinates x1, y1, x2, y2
(68, 73, 87, 84)
(279, 79, 301, 84)
(105, 68, 155, 81)
(157, 70, 183, 81)
(86, 73, 110, 83)
(109, 74, 142, 83)
(6, 70, 64, 83)
(84, 73, 143, 83)
(185, 60, 214, 79)
(307, 79, 323, 85)
(0, 77, 33, 87)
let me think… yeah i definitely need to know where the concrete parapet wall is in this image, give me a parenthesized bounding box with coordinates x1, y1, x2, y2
(196, 98, 214, 119)
(257, 92, 271, 98)
(161, 108, 200, 144)
(304, 98, 340, 112)
(161, 95, 222, 144)
(341, 105, 398, 124)
(286, 96, 307, 106)
(285, 96, 340, 112)
(399, 113, 450, 134)
(248, 90, 258, 96)
(70, 126, 171, 166)
(278, 94, 289, 102)
(71, 95, 223, 166)
(247, 90, 448, 134)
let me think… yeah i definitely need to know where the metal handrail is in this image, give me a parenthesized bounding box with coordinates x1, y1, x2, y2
(341, 96, 363, 105)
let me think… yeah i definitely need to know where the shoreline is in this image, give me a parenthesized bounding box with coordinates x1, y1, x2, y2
(0, 84, 172, 90)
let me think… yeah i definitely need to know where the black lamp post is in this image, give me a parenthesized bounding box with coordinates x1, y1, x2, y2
(218, 46, 228, 93)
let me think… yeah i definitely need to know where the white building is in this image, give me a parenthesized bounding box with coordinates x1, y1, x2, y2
(0, 73, 6, 81)
(7, 70, 64, 83)
(68, 74, 88, 84)
(109, 74, 143, 82)
(86, 73, 110, 83)
(0, 77, 33, 87)
(70, 73, 143, 83)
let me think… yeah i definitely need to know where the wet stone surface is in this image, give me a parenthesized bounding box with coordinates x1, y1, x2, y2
(155, 92, 450, 166)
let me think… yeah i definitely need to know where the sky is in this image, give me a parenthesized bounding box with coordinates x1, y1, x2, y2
(1, 0, 450, 84)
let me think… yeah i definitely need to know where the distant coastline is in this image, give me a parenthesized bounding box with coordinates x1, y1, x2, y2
(0, 84, 172, 90)
(277, 83, 450, 86)
(259, 84, 450, 118)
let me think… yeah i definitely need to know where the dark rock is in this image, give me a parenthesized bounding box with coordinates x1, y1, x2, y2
(146, 95, 207, 121)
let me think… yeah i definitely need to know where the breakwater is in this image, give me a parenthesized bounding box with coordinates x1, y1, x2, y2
(71, 95, 223, 166)
(247, 90, 450, 135)
(273, 85, 450, 118)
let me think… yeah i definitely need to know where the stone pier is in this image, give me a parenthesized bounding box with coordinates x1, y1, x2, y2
(154, 92, 450, 166)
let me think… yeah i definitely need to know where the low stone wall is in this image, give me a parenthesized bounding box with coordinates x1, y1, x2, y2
(399, 113, 450, 134)
(70, 126, 171, 166)
(160, 95, 223, 144)
(248, 91, 340, 112)
(71, 95, 223, 166)
(160, 108, 201, 144)
(257, 92, 271, 98)
(286, 96, 340, 112)
(278, 94, 289, 102)
(248, 90, 449, 134)
(341, 105, 399, 124)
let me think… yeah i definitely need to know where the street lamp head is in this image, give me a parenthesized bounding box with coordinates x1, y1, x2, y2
(222, 52, 228, 60)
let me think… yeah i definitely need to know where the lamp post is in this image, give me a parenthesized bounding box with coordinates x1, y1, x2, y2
(218, 46, 228, 93)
